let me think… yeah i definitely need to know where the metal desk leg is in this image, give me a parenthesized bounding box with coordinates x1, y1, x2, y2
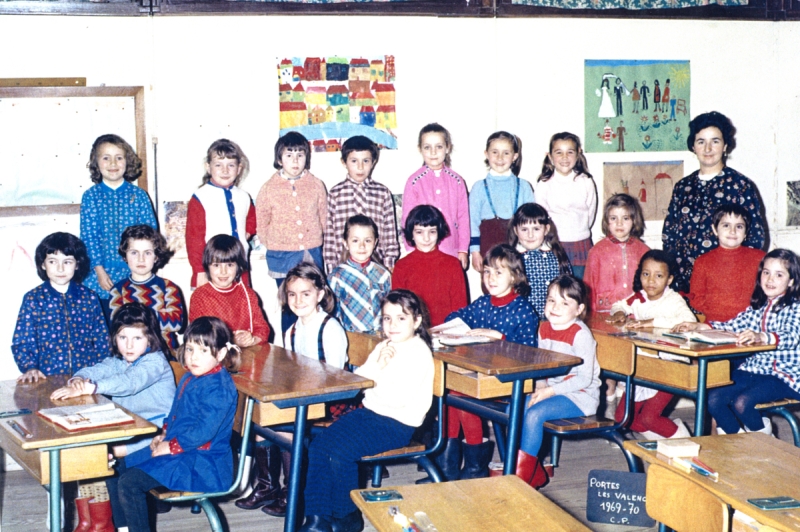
(695, 359, 709, 436)
(49, 449, 60, 532)
(504, 380, 525, 475)
(285, 404, 308, 532)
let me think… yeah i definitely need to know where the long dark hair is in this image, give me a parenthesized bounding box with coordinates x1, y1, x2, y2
(381, 289, 432, 349)
(538, 132, 592, 182)
(751, 249, 800, 312)
(508, 203, 571, 275)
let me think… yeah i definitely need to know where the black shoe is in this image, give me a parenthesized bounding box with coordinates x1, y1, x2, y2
(299, 515, 333, 532)
(460, 440, 494, 480)
(154, 498, 172, 514)
(331, 510, 364, 532)
(434, 438, 462, 481)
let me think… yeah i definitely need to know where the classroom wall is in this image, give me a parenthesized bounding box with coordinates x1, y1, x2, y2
(1, 14, 797, 377)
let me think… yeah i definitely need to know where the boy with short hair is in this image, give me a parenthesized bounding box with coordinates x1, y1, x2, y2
(323, 136, 400, 274)
(688, 203, 766, 322)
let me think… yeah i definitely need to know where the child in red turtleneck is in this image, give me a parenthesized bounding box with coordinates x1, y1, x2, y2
(689, 204, 765, 322)
(392, 205, 466, 326)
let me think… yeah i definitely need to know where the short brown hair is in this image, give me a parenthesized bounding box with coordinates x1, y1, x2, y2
(547, 275, 589, 320)
(179, 316, 241, 373)
(601, 193, 646, 238)
(118, 225, 173, 272)
(483, 244, 530, 298)
(202, 138, 249, 186)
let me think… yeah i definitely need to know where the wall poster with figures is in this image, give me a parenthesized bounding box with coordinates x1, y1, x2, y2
(277, 55, 398, 151)
(603, 161, 683, 222)
(584, 59, 690, 153)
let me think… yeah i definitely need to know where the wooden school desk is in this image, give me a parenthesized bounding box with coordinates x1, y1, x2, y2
(588, 315, 775, 436)
(434, 341, 581, 474)
(352, 475, 591, 532)
(232, 344, 374, 532)
(624, 433, 800, 532)
(0, 377, 157, 532)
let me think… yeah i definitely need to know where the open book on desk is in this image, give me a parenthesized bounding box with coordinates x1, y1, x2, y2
(430, 318, 495, 346)
(38, 402, 134, 432)
(662, 330, 739, 345)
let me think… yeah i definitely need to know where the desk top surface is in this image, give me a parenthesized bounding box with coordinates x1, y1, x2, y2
(624, 433, 800, 530)
(232, 344, 373, 403)
(587, 315, 775, 357)
(0, 377, 157, 450)
(351, 475, 590, 532)
(432, 340, 581, 376)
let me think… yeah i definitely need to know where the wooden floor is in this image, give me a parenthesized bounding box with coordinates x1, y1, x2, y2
(1, 403, 795, 531)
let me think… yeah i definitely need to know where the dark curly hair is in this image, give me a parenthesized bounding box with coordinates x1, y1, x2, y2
(687, 111, 736, 158)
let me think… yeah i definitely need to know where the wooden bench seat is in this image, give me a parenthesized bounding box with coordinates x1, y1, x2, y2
(361, 441, 426, 460)
(150, 486, 202, 500)
(756, 398, 800, 447)
(756, 398, 799, 410)
(544, 415, 615, 433)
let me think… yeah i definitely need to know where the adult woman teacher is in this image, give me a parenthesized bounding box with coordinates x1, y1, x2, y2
(662, 111, 766, 292)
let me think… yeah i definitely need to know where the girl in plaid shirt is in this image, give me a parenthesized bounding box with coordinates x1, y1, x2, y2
(674, 249, 800, 435)
(329, 215, 391, 334)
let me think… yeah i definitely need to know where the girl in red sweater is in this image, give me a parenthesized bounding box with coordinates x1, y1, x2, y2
(392, 205, 467, 327)
(189, 235, 270, 347)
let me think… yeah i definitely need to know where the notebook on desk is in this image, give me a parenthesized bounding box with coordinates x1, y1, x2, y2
(38, 403, 134, 432)
(662, 330, 738, 345)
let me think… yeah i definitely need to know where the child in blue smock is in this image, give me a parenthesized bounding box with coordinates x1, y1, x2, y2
(113, 316, 241, 532)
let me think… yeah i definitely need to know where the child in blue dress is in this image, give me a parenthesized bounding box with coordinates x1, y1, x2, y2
(50, 303, 176, 531)
(13, 232, 109, 383)
(439, 244, 539, 479)
(114, 316, 241, 532)
(509, 203, 572, 319)
(81, 134, 157, 315)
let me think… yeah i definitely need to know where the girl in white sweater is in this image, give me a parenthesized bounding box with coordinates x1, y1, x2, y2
(298, 289, 434, 532)
(607, 250, 695, 439)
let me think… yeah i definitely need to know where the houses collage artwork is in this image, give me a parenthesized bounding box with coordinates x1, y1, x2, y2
(278, 55, 398, 151)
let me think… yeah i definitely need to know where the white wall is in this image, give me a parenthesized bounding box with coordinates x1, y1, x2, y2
(1, 14, 797, 376)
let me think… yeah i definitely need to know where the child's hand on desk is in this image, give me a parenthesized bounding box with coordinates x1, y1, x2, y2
(377, 345, 396, 369)
(234, 330, 258, 347)
(671, 322, 710, 333)
(625, 319, 654, 329)
(736, 330, 768, 346)
(606, 312, 627, 325)
(50, 379, 95, 400)
(468, 328, 503, 340)
(527, 387, 555, 407)
(16, 369, 46, 384)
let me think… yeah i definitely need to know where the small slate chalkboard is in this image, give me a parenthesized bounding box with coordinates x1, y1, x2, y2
(586, 469, 655, 527)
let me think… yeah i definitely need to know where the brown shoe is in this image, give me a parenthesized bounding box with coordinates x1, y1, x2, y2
(261, 487, 287, 517)
(235, 445, 281, 510)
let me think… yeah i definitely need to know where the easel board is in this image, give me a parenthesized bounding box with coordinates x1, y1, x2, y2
(0, 86, 146, 217)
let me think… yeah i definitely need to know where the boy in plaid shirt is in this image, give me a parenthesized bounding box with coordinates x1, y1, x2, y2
(323, 136, 400, 274)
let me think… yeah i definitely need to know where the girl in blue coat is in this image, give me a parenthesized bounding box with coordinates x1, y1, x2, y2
(114, 316, 241, 532)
